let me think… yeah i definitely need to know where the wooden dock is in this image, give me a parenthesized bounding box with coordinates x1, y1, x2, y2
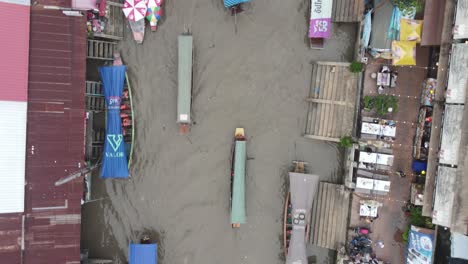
(332, 0, 365, 23)
(310, 182, 351, 250)
(87, 39, 116, 60)
(304, 62, 360, 142)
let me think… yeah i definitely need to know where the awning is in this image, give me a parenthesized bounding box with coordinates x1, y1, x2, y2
(99, 66, 129, 179)
(286, 226, 307, 264)
(309, 0, 332, 38)
(177, 35, 192, 124)
(129, 243, 157, 264)
(289, 172, 320, 227)
(231, 140, 246, 224)
(359, 152, 394, 165)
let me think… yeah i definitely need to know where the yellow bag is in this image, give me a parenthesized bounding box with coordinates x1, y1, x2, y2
(392, 41, 416, 66)
(400, 19, 423, 42)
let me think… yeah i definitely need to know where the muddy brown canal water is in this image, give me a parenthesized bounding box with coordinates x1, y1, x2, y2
(81, 0, 356, 263)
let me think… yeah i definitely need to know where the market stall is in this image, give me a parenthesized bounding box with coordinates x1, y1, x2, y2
(87, 1, 125, 40)
(359, 152, 394, 166)
(413, 106, 432, 160)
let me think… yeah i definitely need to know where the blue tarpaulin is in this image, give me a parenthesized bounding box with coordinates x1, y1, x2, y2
(129, 244, 157, 264)
(224, 0, 249, 8)
(362, 10, 372, 49)
(412, 160, 427, 173)
(387, 6, 402, 41)
(99, 66, 129, 179)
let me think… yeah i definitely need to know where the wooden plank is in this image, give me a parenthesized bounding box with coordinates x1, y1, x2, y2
(323, 66, 336, 138)
(329, 66, 340, 137)
(313, 63, 322, 98)
(317, 61, 351, 67)
(334, 0, 341, 22)
(313, 65, 324, 136)
(324, 184, 337, 248)
(319, 66, 332, 136)
(304, 134, 340, 142)
(333, 66, 344, 138)
(353, 0, 361, 22)
(317, 65, 328, 135)
(332, 0, 337, 22)
(306, 64, 319, 134)
(310, 185, 319, 244)
(316, 182, 326, 245)
(339, 0, 346, 22)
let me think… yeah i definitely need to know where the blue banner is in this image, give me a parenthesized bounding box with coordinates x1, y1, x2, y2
(99, 66, 129, 179)
(406, 225, 434, 264)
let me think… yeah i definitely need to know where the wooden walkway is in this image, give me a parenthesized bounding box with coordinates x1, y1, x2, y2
(304, 62, 360, 142)
(310, 183, 351, 250)
(332, 0, 365, 23)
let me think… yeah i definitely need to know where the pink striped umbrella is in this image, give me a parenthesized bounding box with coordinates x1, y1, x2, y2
(123, 0, 147, 21)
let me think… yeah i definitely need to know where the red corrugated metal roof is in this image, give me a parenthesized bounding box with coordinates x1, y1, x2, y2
(421, 0, 446, 46)
(22, 8, 86, 263)
(0, 3, 86, 263)
(0, 213, 22, 264)
(0, 1, 30, 102)
(0, 8, 86, 264)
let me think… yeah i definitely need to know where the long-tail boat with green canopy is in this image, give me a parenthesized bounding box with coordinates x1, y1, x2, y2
(230, 128, 246, 228)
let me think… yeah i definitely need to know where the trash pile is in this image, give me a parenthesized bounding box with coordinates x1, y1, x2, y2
(340, 234, 385, 264)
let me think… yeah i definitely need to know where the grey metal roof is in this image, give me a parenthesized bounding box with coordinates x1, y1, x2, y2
(177, 35, 192, 123)
(440, 105, 464, 166)
(454, 0, 468, 39)
(286, 226, 307, 264)
(446, 43, 468, 104)
(289, 172, 320, 228)
(432, 166, 457, 227)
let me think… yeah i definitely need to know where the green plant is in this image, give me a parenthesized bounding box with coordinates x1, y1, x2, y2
(349, 61, 364, 73)
(362, 95, 398, 116)
(402, 227, 410, 242)
(408, 206, 434, 229)
(338, 136, 354, 148)
(393, 0, 424, 16)
(363, 96, 373, 110)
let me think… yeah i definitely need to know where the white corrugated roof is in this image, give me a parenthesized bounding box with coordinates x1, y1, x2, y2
(0, 101, 26, 213)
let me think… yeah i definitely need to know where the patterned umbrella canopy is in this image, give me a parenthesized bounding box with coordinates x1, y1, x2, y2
(123, 0, 147, 21)
(145, 0, 163, 30)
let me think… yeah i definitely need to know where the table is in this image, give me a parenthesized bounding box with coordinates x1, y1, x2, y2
(359, 152, 394, 166)
(377, 72, 397, 87)
(361, 122, 396, 137)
